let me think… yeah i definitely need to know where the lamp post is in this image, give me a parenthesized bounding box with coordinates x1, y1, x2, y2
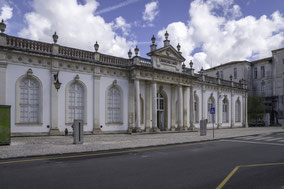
(53, 72, 62, 91)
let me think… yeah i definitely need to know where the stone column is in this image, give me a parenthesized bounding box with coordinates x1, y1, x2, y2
(231, 92, 235, 128)
(183, 87, 189, 130)
(171, 85, 176, 131)
(49, 70, 61, 135)
(189, 86, 195, 129)
(152, 81, 158, 132)
(134, 79, 141, 132)
(145, 82, 151, 132)
(93, 75, 101, 134)
(217, 90, 221, 128)
(177, 85, 183, 130)
(128, 81, 134, 133)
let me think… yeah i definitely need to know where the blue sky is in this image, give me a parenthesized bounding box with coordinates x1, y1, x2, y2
(1, 0, 284, 69)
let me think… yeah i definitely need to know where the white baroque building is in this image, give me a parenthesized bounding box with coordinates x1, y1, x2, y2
(0, 22, 248, 136)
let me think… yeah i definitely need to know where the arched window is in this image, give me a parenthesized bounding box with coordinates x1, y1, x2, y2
(19, 77, 40, 123)
(107, 85, 122, 123)
(207, 95, 215, 123)
(68, 82, 84, 123)
(235, 99, 241, 122)
(194, 93, 199, 123)
(222, 98, 229, 123)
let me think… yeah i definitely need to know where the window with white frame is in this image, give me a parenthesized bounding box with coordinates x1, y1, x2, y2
(107, 86, 122, 123)
(222, 98, 229, 123)
(207, 96, 215, 123)
(235, 99, 241, 122)
(194, 94, 199, 123)
(19, 77, 40, 123)
(68, 82, 84, 123)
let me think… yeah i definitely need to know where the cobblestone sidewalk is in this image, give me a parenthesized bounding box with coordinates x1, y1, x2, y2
(0, 127, 283, 159)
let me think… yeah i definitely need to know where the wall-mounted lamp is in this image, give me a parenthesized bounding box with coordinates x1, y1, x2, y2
(53, 72, 62, 91)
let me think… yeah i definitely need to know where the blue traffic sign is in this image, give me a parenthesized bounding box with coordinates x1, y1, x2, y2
(210, 107, 215, 114)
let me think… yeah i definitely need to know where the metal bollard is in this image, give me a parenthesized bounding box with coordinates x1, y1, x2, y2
(72, 120, 84, 144)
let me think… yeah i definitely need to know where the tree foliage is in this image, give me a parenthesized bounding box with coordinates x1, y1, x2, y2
(248, 96, 265, 123)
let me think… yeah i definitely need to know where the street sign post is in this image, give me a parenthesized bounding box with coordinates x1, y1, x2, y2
(210, 107, 215, 139)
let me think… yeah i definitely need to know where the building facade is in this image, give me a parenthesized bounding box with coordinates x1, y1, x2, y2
(204, 48, 284, 126)
(0, 23, 247, 136)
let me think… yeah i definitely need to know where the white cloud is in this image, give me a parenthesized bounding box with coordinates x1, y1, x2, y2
(113, 16, 131, 36)
(18, 0, 135, 58)
(157, 0, 284, 70)
(0, 4, 13, 20)
(143, 1, 159, 22)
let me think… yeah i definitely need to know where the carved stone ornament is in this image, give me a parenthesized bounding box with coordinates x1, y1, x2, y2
(74, 74, 80, 81)
(113, 80, 118, 86)
(27, 68, 33, 76)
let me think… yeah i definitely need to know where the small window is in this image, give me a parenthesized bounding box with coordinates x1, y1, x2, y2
(261, 66, 265, 78)
(254, 67, 257, 79)
(234, 68, 237, 79)
(220, 71, 223, 79)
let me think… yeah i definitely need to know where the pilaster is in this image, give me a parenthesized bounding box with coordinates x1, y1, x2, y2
(245, 92, 248, 128)
(128, 81, 135, 133)
(217, 90, 221, 129)
(201, 86, 206, 120)
(145, 82, 151, 132)
(231, 92, 235, 128)
(49, 70, 61, 135)
(189, 86, 195, 129)
(171, 85, 176, 131)
(134, 79, 142, 132)
(177, 85, 183, 131)
(152, 81, 158, 132)
(92, 75, 102, 134)
(183, 87, 189, 130)
(0, 63, 7, 105)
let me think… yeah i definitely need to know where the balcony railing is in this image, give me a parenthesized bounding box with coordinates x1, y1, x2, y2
(139, 57, 152, 67)
(6, 36, 52, 54)
(99, 53, 129, 66)
(58, 46, 94, 60)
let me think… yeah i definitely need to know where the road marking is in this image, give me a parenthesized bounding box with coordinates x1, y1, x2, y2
(217, 162, 284, 189)
(0, 140, 218, 165)
(264, 137, 283, 142)
(253, 137, 273, 141)
(216, 166, 240, 189)
(223, 139, 284, 146)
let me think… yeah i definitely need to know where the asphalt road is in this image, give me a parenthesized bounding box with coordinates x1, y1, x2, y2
(1, 133, 284, 189)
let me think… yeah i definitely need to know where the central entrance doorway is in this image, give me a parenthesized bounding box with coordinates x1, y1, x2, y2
(157, 93, 165, 131)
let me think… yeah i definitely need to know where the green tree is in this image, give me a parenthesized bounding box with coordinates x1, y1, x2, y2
(248, 96, 265, 124)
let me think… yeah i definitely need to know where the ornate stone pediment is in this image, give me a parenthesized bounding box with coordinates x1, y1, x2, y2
(147, 45, 186, 73)
(147, 45, 185, 62)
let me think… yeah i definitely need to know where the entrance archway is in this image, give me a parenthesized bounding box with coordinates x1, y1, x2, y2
(157, 89, 168, 131)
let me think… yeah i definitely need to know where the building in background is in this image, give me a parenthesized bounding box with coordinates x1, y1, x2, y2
(204, 48, 284, 126)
